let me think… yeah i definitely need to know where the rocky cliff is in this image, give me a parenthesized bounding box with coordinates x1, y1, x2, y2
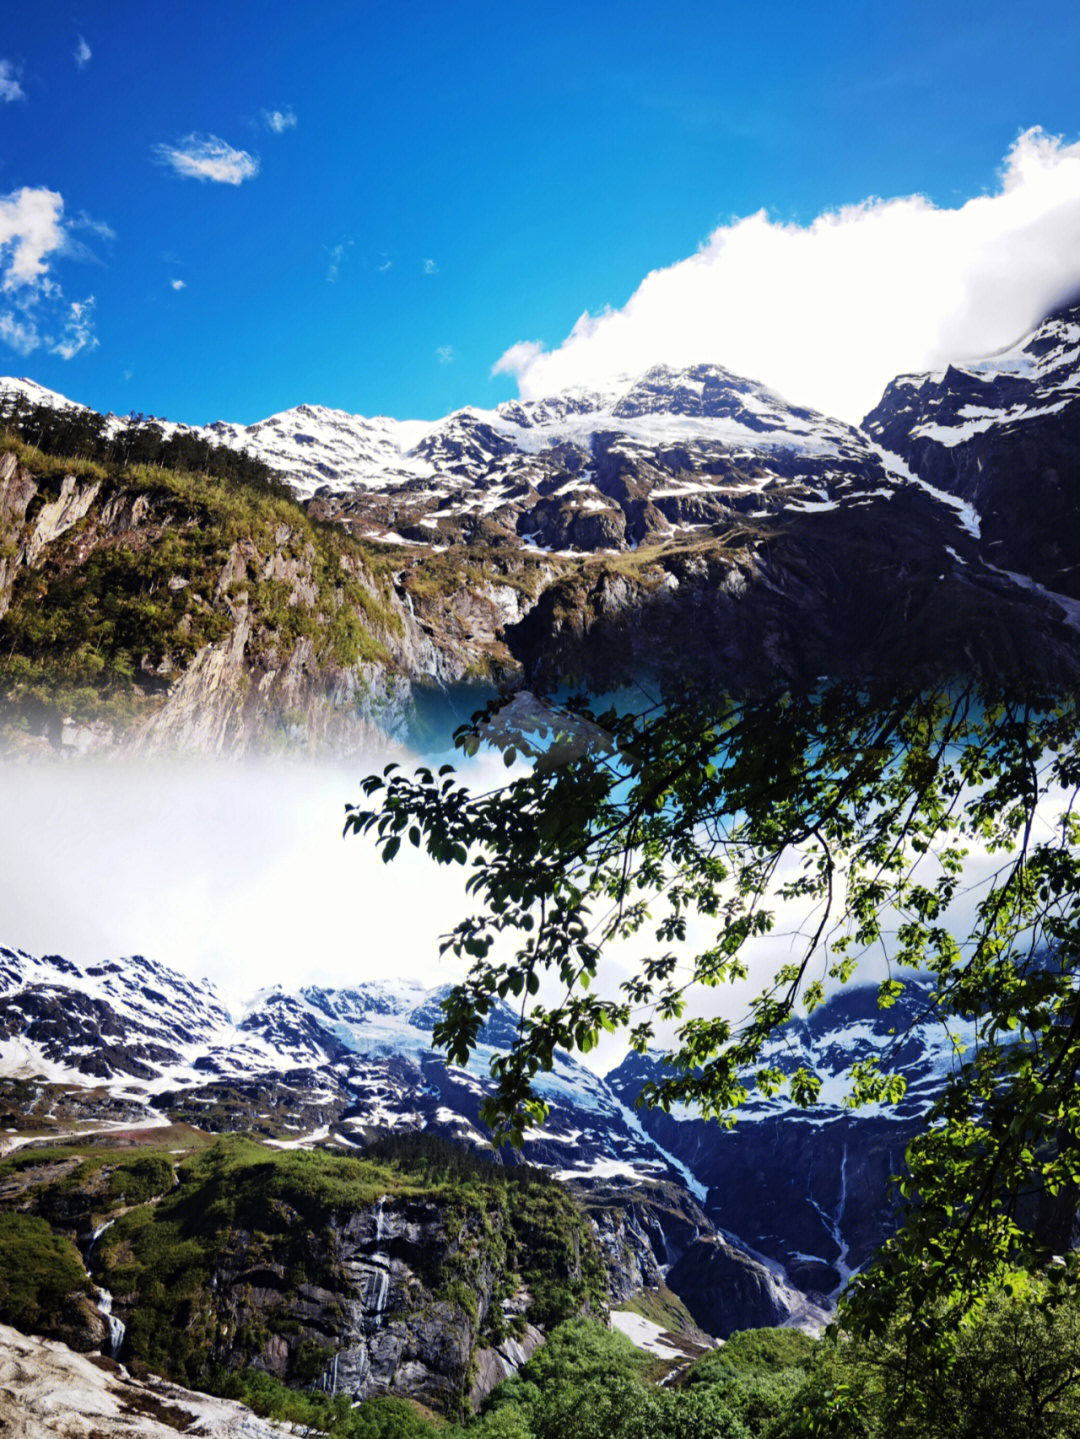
(5, 339, 1080, 756)
(0, 1131, 607, 1415)
(863, 298, 1080, 601)
(0, 446, 458, 756)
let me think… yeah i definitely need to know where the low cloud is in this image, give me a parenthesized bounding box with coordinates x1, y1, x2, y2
(74, 36, 92, 70)
(423, 258, 438, 275)
(155, 134, 259, 185)
(262, 107, 297, 134)
(436, 345, 455, 364)
(0, 187, 101, 359)
(0, 60, 24, 103)
(170, 278, 185, 290)
(494, 127, 1080, 423)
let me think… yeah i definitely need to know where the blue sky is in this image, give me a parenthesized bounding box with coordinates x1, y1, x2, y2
(2, 1, 1080, 425)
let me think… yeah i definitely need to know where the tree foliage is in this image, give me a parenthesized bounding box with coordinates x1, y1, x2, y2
(346, 681, 1080, 1336)
(0, 392, 287, 496)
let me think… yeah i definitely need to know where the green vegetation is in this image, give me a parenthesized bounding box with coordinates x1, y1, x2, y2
(0, 1131, 606, 1405)
(4, 1132, 1079, 1438)
(350, 682, 1080, 1356)
(0, 1212, 91, 1334)
(774, 1276, 1080, 1438)
(0, 417, 402, 734)
(0, 391, 287, 496)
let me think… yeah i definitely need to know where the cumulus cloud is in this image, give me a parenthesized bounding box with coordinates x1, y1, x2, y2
(170, 278, 185, 290)
(0, 187, 67, 290)
(0, 59, 24, 103)
(262, 107, 297, 133)
(436, 345, 455, 364)
(0, 187, 101, 359)
(155, 134, 259, 185)
(74, 36, 92, 70)
(494, 128, 1080, 423)
(423, 258, 438, 275)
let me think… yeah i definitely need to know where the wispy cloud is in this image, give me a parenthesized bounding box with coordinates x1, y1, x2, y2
(423, 258, 438, 275)
(154, 134, 259, 185)
(377, 254, 392, 273)
(170, 278, 185, 291)
(326, 240, 353, 282)
(0, 59, 24, 103)
(435, 345, 455, 364)
(262, 107, 297, 134)
(74, 36, 92, 70)
(52, 296, 97, 359)
(0, 187, 102, 359)
(495, 127, 1080, 423)
(72, 211, 116, 241)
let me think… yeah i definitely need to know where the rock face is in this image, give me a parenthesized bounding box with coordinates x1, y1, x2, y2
(0, 945, 823, 1343)
(863, 298, 1080, 600)
(0, 1322, 297, 1438)
(3, 1131, 609, 1415)
(0, 450, 439, 756)
(202, 1193, 486, 1409)
(6, 348, 1080, 756)
(605, 981, 976, 1300)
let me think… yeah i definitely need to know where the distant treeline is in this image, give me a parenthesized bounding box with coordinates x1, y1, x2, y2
(0, 391, 291, 498)
(362, 1129, 553, 1186)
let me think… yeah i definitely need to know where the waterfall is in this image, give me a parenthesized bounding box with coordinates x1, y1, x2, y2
(365, 1195, 391, 1327)
(87, 1219, 124, 1358)
(807, 1143, 854, 1302)
(95, 1285, 126, 1359)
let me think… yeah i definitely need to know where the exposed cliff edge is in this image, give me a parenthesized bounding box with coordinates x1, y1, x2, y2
(0, 446, 517, 756)
(5, 338, 1080, 756)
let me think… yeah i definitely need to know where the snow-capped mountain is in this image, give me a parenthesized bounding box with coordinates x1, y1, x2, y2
(0, 944, 987, 1316)
(0, 944, 701, 1197)
(0, 363, 975, 556)
(606, 980, 980, 1297)
(4, 317, 1080, 750)
(1, 942, 838, 1333)
(863, 297, 1080, 599)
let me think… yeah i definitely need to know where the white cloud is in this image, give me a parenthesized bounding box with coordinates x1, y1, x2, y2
(495, 127, 1080, 423)
(74, 36, 92, 70)
(377, 254, 392, 273)
(491, 339, 545, 380)
(326, 239, 353, 282)
(0, 187, 101, 360)
(0, 187, 66, 290)
(0, 59, 24, 103)
(0, 312, 38, 355)
(155, 134, 259, 185)
(170, 278, 185, 290)
(72, 211, 115, 241)
(436, 345, 455, 364)
(51, 296, 97, 359)
(423, 258, 438, 275)
(262, 107, 297, 134)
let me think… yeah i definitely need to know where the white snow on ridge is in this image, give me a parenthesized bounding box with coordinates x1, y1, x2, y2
(871, 443, 981, 538)
(610, 1311, 689, 1360)
(0, 364, 864, 506)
